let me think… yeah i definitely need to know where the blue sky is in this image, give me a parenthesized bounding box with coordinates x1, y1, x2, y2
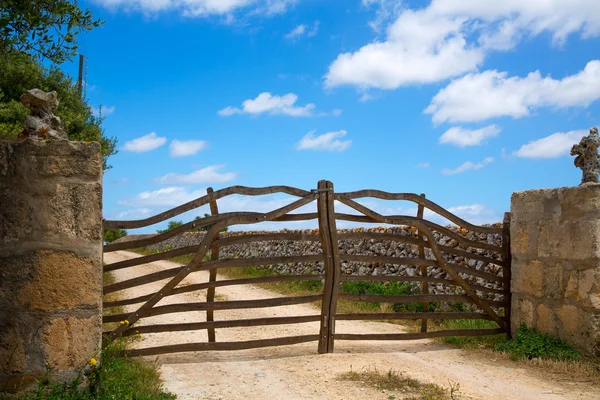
(71, 0, 600, 232)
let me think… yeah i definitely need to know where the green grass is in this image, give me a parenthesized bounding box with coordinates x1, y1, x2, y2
(496, 325, 581, 361)
(3, 339, 175, 400)
(338, 366, 460, 400)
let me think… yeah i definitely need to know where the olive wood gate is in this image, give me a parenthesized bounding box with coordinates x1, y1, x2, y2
(102, 180, 511, 356)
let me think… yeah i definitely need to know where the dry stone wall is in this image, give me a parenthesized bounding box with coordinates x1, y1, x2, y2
(122, 225, 506, 296)
(0, 140, 103, 395)
(511, 184, 600, 355)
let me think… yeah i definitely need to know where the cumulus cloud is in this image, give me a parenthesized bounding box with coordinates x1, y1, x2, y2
(426, 61, 600, 123)
(118, 187, 207, 207)
(326, 0, 600, 90)
(416, 162, 430, 168)
(169, 140, 209, 157)
(442, 157, 494, 175)
(219, 92, 316, 117)
(116, 208, 152, 219)
(155, 165, 237, 184)
(439, 125, 501, 147)
(513, 129, 589, 159)
(296, 130, 352, 152)
(92, 0, 297, 17)
(122, 132, 167, 153)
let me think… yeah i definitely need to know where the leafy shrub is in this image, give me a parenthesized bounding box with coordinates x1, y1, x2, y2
(495, 325, 581, 361)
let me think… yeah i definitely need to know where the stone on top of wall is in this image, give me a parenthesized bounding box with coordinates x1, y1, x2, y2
(510, 183, 600, 355)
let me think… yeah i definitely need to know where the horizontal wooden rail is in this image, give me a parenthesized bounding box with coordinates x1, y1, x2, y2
(334, 213, 502, 253)
(123, 335, 321, 357)
(104, 267, 182, 294)
(103, 255, 324, 294)
(337, 294, 507, 307)
(338, 231, 505, 267)
(103, 274, 324, 308)
(335, 312, 503, 321)
(336, 190, 502, 234)
(338, 275, 505, 295)
(334, 328, 506, 341)
(340, 254, 437, 267)
(103, 295, 322, 323)
(104, 246, 198, 272)
(105, 194, 318, 252)
(116, 315, 322, 337)
(104, 185, 312, 229)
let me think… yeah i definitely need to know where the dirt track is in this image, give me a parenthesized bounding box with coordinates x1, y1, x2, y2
(104, 251, 600, 400)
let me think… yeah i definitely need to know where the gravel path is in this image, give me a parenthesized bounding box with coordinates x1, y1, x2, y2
(104, 251, 600, 400)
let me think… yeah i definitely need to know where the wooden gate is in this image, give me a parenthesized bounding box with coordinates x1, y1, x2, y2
(102, 180, 510, 356)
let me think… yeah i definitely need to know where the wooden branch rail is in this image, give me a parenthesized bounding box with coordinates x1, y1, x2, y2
(122, 335, 321, 357)
(334, 328, 506, 341)
(336, 190, 502, 234)
(104, 275, 324, 308)
(102, 180, 510, 356)
(335, 312, 504, 321)
(103, 295, 322, 324)
(116, 315, 322, 337)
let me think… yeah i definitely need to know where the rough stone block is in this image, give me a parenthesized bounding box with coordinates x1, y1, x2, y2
(0, 327, 27, 374)
(512, 260, 544, 297)
(536, 303, 557, 336)
(556, 305, 585, 343)
(511, 189, 561, 222)
(558, 183, 600, 218)
(17, 250, 101, 311)
(511, 221, 533, 258)
(42, 315, 100, 371)
(537, 220, 561, 258)
(39, 182, 103, 242)
(0, 190, 34, 245)
(511, 297, 534, 334)
(558, 220, 600, 261)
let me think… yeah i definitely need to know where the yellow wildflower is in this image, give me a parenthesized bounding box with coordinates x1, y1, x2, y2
(90, 358, 97, 366)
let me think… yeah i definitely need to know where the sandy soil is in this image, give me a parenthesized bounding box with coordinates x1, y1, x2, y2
(104, 251, 600, 400)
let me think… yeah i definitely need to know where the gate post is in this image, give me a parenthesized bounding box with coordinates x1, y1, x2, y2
(316, 180, 341, 354)
(206, 187, 220, 343)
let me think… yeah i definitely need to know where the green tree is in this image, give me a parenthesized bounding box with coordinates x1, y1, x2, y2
(157, 220, 184, 234)
(0, 0, 102, 64)
(0, 52, 118, 169)
(104, 228, 127, 243)
(195, 214, 228, 232)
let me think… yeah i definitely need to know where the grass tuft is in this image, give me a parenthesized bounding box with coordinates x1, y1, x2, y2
(338, 366, 459, 400)
(495, 325, 581, 361)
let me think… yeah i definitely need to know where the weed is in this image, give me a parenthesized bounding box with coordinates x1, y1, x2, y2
(496, 325, 581, 361)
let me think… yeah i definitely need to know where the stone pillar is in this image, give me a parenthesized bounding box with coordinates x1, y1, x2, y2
(0, 139, 103, 394)
(510, 184, 600, 355)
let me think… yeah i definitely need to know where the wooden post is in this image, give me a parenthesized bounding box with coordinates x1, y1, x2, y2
(502, 212, 512, 338)
(417, 194, 428, 332)
(206, 187, 220, 343)
(77, 54, 84, 99)
(324, 181, 341, 353)
(316, 180, 341, 354)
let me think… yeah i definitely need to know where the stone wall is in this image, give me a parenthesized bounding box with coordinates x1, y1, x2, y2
(119, 225, 506, 297)
(511, 184, 600, 355)
(0, 139, 103, 394)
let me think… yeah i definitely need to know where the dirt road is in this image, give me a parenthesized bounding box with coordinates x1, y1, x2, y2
(104, 251, 600, 400)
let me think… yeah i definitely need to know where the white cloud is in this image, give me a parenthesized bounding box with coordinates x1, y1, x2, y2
(426, 61, 600, 124)
(513, 129, 589, 159)
(122, 132, 167, 153)
(439, 125, 501, 147)
(169, 139, 209, 157)
(91, 105, 115, 117)
(118, 187, 207, 207)
(155, 165, 237, 184)
(416, 162, 430, 169)
(92, 0, 297, 17)
(442, 157, 494, 175)
(285, 20, 319, 39)
(218, 92, 317, 117)
(296, 130, 352, 152)
(116, 208, 152, 219)
(326, 0, 600, 90)
(111, 177, 131, 185)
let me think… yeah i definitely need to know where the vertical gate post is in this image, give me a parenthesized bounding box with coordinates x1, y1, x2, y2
(502, 212, 512, 338)
(417, 194, 429, 332)
(324, 181, 341, 353)
(206, 187, 221, 343)
(317, 180, 341, 353)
